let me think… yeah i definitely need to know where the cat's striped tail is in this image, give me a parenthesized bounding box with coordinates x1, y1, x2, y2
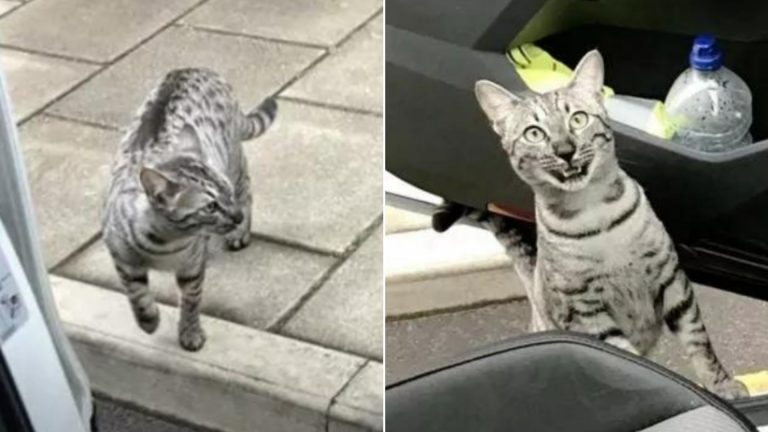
(241, 97, 278, 140)
(432, 200, 536, 273)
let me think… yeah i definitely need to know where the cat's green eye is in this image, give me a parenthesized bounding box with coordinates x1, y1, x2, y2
(523, 126, 546, 143)
(569, 111, 590, 130)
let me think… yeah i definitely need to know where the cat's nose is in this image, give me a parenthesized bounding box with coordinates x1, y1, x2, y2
(232, 210, 244, 225)
(554, 142, 576, 163)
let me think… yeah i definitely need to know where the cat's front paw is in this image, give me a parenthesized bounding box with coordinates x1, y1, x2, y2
(133, 304, 160, 334)
(225, 230, 251, 251)
(709, 378, 749, 400)
(179, 324, 207, 351)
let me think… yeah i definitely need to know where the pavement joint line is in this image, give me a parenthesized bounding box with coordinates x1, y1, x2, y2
(0, 43, 106, 66)
(174, 22, 330, 51)
(386, 257, 511, 285)
(0, 1, 25, 19)
(273, 330, 383, 363)
(15, 0, 214, 128)
(66, 316, 359, 400)
(50, 229, 342, 278)
(249, 231, 342, 258)
(53, 270, 382, 362)
(40, 112, 122, 132)
(386, 297, 526, 323)
(333, 7, 383, 49)
(269, 6, 382, 103)
(94, 391, 224, 432)
(48, 273, 116, 295)
(324, 360, 369, 432)
(277, 95, 382, 118)
(48, 231, 102, 273)
(15, 65, 107, 127)
(267, 214, 383, 332)
(55, 276, 379, 430)
(270, 50, 331, 102)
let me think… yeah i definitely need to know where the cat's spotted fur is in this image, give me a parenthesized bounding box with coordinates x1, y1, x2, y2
(435, 51, 747, 399)
(103, 68, 276, 351)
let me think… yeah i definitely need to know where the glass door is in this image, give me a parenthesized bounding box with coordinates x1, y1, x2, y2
(0, 53, 92, 431)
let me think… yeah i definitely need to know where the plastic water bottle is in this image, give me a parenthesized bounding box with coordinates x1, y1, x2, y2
(664, 34, 752, 152)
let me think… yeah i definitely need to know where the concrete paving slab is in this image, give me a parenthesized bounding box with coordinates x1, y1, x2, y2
(52, 275, 369, 432)
(384, 206, 430, 234)
(50, 26, 323, 128)
(283, 227, 383, 359)
(0, 0, 198, 62)
(184, 0, 381, 47)
(284, 17, 382, 113)
(1, 48, 97, 122)
(17, 116, 120, 268)
(246, 100, 382, 254)
(0, 1, 20, 16)
(386, 225, 508, 283)
(330, 361, 383, 431)
(56, 237, 336, 329)
(386, 284, 768, 390)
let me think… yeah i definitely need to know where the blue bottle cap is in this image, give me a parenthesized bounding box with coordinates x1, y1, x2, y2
(690, 34, 722, 71)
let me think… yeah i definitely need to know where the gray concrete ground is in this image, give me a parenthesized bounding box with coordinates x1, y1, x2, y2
(96, 398, 209, 432)
(1, 0, 382, 429)
(387, 284, 768, 387)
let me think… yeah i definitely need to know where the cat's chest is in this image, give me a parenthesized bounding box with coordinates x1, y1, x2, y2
(539, 227, 667, 290)
(140, 242, 201, 270)
(541, 234, 643, 267)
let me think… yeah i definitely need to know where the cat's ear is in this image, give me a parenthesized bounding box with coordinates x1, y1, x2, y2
(569, 50, 604, 95)
(475, 80, 520, 127)
(139, 167, 180, 204)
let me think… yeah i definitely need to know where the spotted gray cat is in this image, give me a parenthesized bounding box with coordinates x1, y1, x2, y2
(102, 68, 276, 351)
(434, 51, 747, 399)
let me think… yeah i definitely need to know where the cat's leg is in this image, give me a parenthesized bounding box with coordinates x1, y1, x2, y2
(176, 252, 207, 351)
(582, 324, 641, 354)
(432, 201, 545, 331)
(583, 322, 640, 355)
(601, 333, 641, 355)
(661, 270, 747, 399)
(528, 307, 549, 333)
(486, 214, 543, 331)
(557, 295, 641, 355)
(225, 158, 252, 251)
(114, 262, 159, 334)
(519, 274, 551, 332)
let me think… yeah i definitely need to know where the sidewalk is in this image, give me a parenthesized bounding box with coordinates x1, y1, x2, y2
(384, 193, 768, 396)
(1, 1, 382, 430)
(385, 173, 525, 319)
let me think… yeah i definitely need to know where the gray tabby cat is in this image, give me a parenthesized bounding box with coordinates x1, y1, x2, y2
(102, 68, 276, 351)
(434, 51, 747, 399)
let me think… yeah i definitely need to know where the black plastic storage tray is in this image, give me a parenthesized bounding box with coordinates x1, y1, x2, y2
(386, 0, 768, 299)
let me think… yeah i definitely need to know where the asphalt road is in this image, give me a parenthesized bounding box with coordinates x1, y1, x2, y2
(386, 283, 768, 386)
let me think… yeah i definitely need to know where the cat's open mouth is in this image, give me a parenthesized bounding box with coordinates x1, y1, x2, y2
(549, 164, 589, 183)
